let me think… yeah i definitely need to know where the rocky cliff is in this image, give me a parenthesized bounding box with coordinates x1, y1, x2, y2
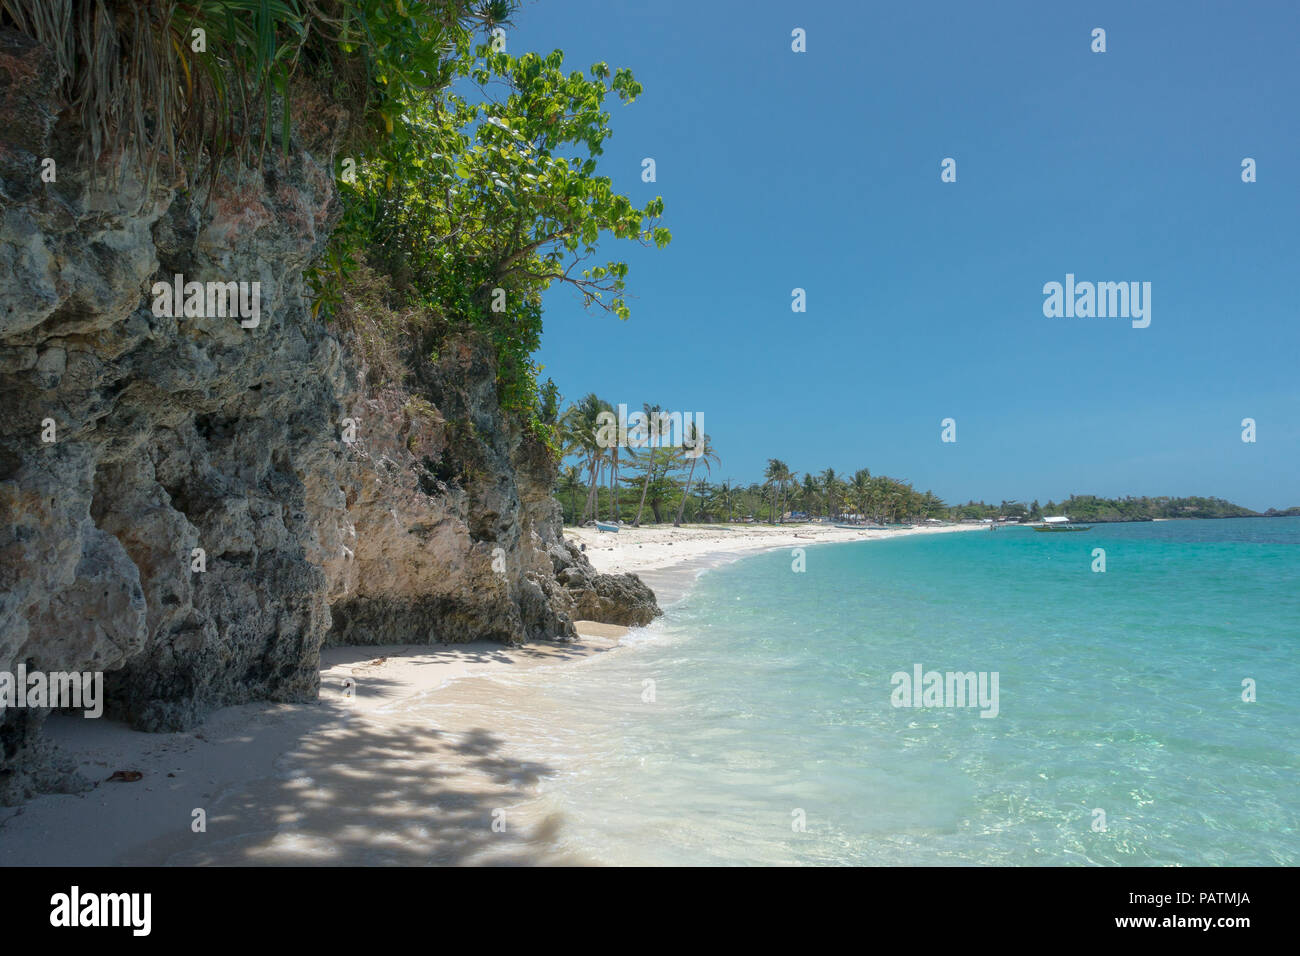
(0, 30, 658, 804)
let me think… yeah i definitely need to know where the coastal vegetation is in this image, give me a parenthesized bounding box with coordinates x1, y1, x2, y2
(321, 34, 670, 441)
(557, 402, 946, 525)
(948, 495, 1265, 523)
(557, 396, 1280, 526)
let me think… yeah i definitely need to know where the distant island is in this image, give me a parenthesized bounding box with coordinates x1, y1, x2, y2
(949, 496, 1300, 524)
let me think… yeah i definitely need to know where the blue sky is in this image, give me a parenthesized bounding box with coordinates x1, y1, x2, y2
(507, 0, 1299, 511)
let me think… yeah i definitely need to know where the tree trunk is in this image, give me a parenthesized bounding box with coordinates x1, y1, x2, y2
(633, 460, 651, 527)
(609, 450, 621, 522)
(674, 457, 698, 526)
(583, 458, 600, 522)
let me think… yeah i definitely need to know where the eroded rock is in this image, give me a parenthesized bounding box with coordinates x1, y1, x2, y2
(0, 28, 658, 802)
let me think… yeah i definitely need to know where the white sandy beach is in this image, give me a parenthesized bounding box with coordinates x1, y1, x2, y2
(568, 521, 981, 603)
(0, 522, 976, 866)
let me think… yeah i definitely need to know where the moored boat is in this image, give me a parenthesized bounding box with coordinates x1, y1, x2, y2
(1032, 515, 1091, 532)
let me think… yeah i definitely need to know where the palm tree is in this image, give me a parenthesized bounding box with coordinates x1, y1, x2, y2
(850, 468, 872, 521)
(696, 480, 722, 522)
(764, 458, 792, 523)
(800, 472, 818, 518)
(819, 467, 840, 519)
(643, 453, 679, 524)
(629, 402, 662, 526)
(608, 440, 621, 522)
(719, 478, 735, 522)
(559, 465, 583, 524)
(869, 474, 888, 522)
(561, 393, 611, 523)
(674, 426, 719, 526)
(764, 460, 780, 523)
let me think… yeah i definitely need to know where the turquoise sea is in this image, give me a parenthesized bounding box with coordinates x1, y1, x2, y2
(512, 518, 1300, 865)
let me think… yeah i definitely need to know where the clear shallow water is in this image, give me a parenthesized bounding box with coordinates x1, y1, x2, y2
(513, 519, 1300, 865)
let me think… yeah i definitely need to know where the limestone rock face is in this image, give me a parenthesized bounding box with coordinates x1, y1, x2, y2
(320, 349, 582, 648)
(0, 29, 658, 804)
(549, 542, 661, 628)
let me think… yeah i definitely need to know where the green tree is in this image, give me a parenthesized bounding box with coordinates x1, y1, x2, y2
(800, 472, 818, 518)
(819, 468, 843, 519)
(673, 427, 720, 527)
(628, 402, 662, 526)
(849, 468, 872, 521)
(321, 43, 671, 435)
(559, 464, 583, 523)
(561, 393, 610, 523)
(764, 459, 792, 523)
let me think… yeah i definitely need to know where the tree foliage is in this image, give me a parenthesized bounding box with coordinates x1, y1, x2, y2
(0, 0, 501, 192)
(0, 2, 668, 449)
(317, 40, 670, 439)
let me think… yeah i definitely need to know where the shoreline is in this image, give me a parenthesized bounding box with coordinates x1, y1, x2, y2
(0, 522, 975, 865)
(567, 521, 981, 604)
